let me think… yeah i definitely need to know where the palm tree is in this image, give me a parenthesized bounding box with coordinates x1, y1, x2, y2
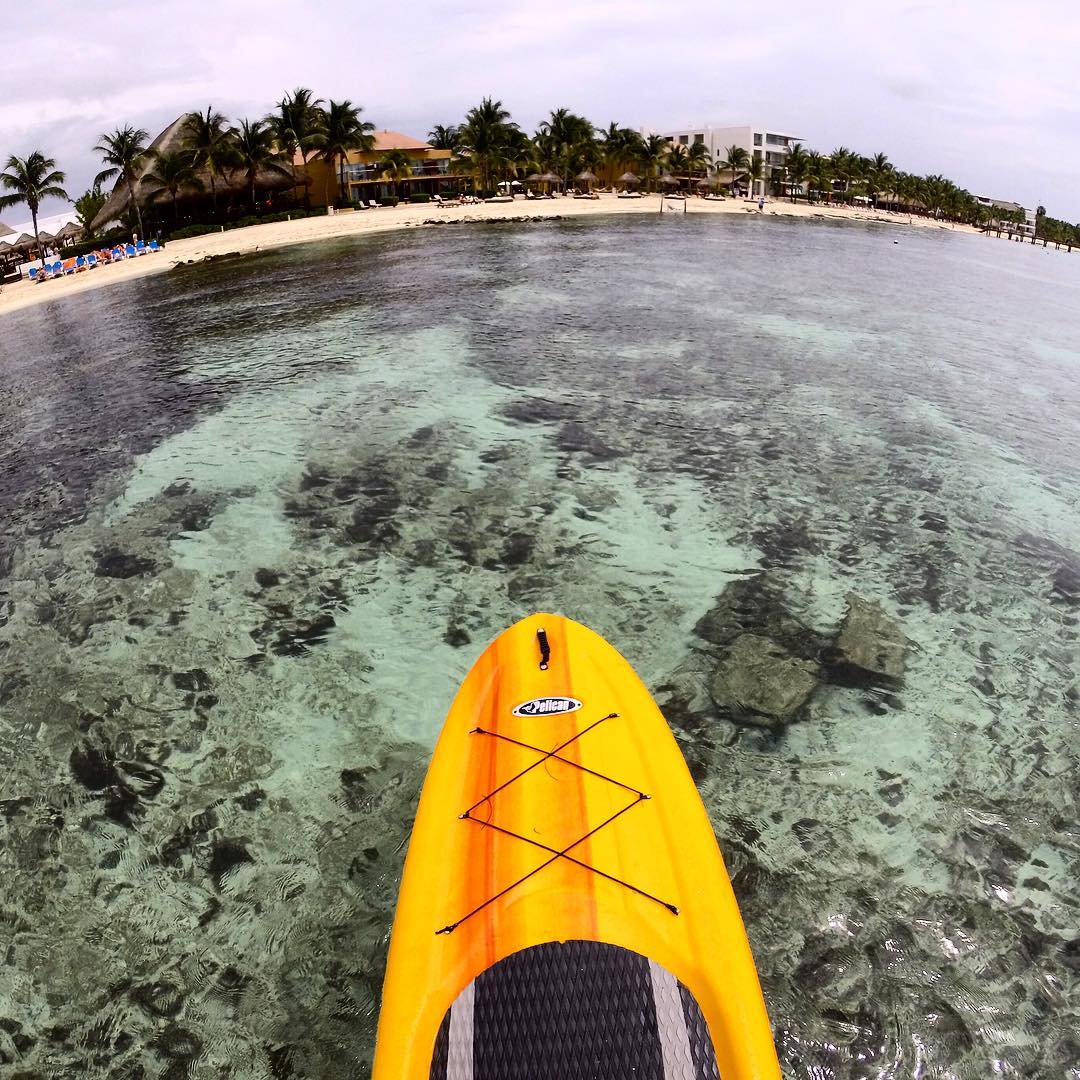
(599, 123, 640, 188)
(73, 184, 106, 236)
(806, 152, 832, 204)
(459, 97, 515, 193)
(867, 151, 893, 208)
(639, 134, 669, 193)
(537, 108, 595, 185)
(141, 150, 204, 222)
(428, 124, 460, 151)
(718, 144, 750, 194)
(231, 119, 291, 210)
(666, 144, 689, 189)
(783, 143, 809, 202)
(267, 88, 324, 206)
(183, 107, 237, 214)
(0, 152, 69, 267)
(380, 148, 414, 200)
(313, 100, 376, 206)
(829, 146, 855, 201)
(747, 155, 765, 197)
(94, 125, 150, 236)
(686, 140, 711, 187)
(499, 126, 534, 189)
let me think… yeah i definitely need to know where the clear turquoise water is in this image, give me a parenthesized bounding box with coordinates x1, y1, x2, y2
(0, 216, 1078, 1078)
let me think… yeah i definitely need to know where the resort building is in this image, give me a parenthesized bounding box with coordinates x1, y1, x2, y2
(91, 115, 306, 234)
(974, 196, 1036, 236)
(301, 131, 455, 206)
(651, 124, 803, 196)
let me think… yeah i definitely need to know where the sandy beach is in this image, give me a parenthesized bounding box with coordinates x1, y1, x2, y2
(0, 194, 977, 319)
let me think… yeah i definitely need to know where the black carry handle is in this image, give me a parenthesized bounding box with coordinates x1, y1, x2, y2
(537, 627, 551, 670)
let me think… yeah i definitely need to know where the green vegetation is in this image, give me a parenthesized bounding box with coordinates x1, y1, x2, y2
(182, 107, 235, 213)
(93, 126, 149, 235)
(0, 151, 69, 266)
(1034, 208, 1078, 246)
(5, 89, 1079, 257)
(141, 151, 203, 221)
(379, 148, 415, 201)
(73, 184, 106, 234)
(232, 119, 287, 210)
(314, 100, 375, 209)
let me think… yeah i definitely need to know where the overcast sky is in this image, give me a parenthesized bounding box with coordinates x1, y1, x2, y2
(3, 0, 1077, 222)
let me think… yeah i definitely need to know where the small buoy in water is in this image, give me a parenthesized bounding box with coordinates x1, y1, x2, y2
(893, 240, 899, 244)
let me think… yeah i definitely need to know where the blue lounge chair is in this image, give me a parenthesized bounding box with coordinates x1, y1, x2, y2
(135, 241, 147, 255)
(75, 256, 87, 272)
(125, 244, 137, 258)
(28, 267, 41, 282)
(53, 261, 64, 276)
(87, 253, 98, 268)
(112, 246, 125, 260)
(148, 240, 161, 252)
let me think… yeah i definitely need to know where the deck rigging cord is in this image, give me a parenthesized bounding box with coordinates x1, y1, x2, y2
(436, 711, 679, 935)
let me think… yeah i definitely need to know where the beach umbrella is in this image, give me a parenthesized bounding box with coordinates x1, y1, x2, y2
(576, 169, 598, 193)
(55, 221, 83, 243)
(539, 172, 561, 183)
(660, 172, 680, 186)
(618, 172, 639, 184)
(36, 230, 56, 244)
(696, 178, 711, 188)
(525, 172, 542, 183)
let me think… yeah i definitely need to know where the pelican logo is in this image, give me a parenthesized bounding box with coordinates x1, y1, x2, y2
(512, 696, 583, 718)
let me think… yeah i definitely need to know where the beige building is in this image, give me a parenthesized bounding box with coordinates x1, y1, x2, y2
(300, 131, 455, 206)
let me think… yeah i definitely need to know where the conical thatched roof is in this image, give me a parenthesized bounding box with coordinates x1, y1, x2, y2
(90, 114, 309, 232)
(56, 221, 83, 239)
(0, 221, 14, 237)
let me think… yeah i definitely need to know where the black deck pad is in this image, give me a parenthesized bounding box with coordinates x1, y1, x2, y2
(429, 939, 721, 1080)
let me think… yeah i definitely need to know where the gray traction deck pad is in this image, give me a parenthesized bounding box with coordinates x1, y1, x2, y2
(429, 939, 721, 1079)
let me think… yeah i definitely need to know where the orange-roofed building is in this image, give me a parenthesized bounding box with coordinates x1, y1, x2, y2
(299, 130, 456, 206)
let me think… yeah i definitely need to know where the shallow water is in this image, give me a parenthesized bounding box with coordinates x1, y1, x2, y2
(1, 216, 1078, 1079)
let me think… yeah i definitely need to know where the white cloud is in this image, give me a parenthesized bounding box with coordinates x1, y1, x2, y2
(1, 0, 1076, 220)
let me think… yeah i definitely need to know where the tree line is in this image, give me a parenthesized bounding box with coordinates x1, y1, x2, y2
(3, 91, 1078, 264)
(1, 89, 376, 261)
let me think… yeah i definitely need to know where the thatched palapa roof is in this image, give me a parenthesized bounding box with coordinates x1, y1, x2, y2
(90, 115, 309, 233)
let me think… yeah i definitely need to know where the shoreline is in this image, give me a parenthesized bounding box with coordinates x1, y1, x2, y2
(0, 194, 978, 319)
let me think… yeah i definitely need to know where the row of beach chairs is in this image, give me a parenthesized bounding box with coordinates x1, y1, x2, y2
(28, 240, 162, 282)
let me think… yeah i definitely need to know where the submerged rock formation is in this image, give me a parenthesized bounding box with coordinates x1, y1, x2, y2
(708, 633, 820, 727)
(693, 575, 826, 661)
(830, 594, 910, 684)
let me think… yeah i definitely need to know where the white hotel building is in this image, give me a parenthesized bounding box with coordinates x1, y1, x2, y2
(650, 124, 803, 196)
(974, 196, 1036, 237)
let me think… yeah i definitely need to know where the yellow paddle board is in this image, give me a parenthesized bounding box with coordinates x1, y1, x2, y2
(373, 613, 781, 1079)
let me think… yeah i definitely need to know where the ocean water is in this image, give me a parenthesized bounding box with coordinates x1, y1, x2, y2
(0, 215, 1078, 1079)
